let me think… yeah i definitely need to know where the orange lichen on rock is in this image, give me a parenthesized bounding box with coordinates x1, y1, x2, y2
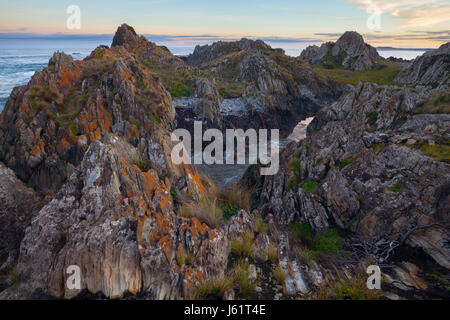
(184, 267, 204, 290)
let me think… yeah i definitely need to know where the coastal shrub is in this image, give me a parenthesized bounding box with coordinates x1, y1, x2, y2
(221, 203, 239, 220)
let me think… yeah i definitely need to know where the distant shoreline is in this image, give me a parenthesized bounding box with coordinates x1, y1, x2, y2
(376, 46, 435, 51)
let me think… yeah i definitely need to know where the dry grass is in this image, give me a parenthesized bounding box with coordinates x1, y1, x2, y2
(175, 250, 195, 267)
(307, 275, 383, 300)
(231, 231, 255, 258)
(254, 214, 267, 234)
(220, 184, 252, 213)
(258, 244, 279, 263)
(180, 198, 224, 228)
(273, 265, 287, 285)
(232, 259, 259, 296)
(191, 276, 233, 300)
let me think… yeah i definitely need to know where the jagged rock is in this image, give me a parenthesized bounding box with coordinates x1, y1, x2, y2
(242, 82, 450, 269)
(300, 31, 382, 71)
(0, 28, 174, 194)
(0, 137, 255, 299)
(186, 38, 343, 137)
(395, 43, 450, 87)
(193, 77, 223, 126)
(0, 162, 42, 274)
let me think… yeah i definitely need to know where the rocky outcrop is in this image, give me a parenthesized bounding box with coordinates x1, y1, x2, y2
(185, 38, 343, 136)
(193, 77, 223, 126)
(395, 42, 450, 87)
(242, 82, 450, 270)
(0, 135, 256, 299)
(0, 162, 42, 274)
(0, 27, 176, 194)
(300, 31, 382, 71)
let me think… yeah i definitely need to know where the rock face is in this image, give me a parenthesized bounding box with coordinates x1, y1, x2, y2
(0, 27, 176, 195)
(0, 162, 42, 273)
(193, 77, 223, 126)
(0, 24, 255, 300)
(300, 31, 382, 71)
(395, 43, 450, 87)
(2, 136, 255, 299)
(242, 82, 450, 269)
(185, 38, 343, 137)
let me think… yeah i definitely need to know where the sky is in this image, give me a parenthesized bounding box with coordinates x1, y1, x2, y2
(0, 0, 449, 48)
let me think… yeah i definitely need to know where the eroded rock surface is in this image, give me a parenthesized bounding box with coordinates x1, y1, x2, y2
(301, 31, 382, 71)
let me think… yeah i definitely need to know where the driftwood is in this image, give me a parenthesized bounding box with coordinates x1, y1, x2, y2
(344, 221, 448, 266)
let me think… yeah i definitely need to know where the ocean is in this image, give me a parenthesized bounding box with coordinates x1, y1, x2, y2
(0, 37, 430, 112)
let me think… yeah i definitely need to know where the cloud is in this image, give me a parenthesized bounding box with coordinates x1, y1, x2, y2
(344, 0, 450, 27)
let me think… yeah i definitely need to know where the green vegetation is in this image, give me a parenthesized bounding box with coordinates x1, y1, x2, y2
(170, 189, 178, 201)
(314, 60, 402, 86)
(132, 156, 151, 173)
(308, 275, 383, 300)
(286, 176, 300, 192)
(365, 111, 379, 121)
(254, 214, 267, 234)
(222, 203, 239, 220)
(372, 143, 386, 154)
(314, 229, 343, 254)
(338, 157, 354, 169)
(412, 94, 450, 115)
(300, 180, 320, 194)
(289, 222, 314, 244)
(68, 123, 78, 135)
(388, 182, 403, 193)
(219, 184, 252, 215)
(128, 116, 141, 129)
(404, 140, 450, 163)
(289, 222, 343, 254)
(231, 231, 254, 258)
(152, 114, 162, 125)
(217, 81, 245, 99)
(169, 78, 195, 98)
